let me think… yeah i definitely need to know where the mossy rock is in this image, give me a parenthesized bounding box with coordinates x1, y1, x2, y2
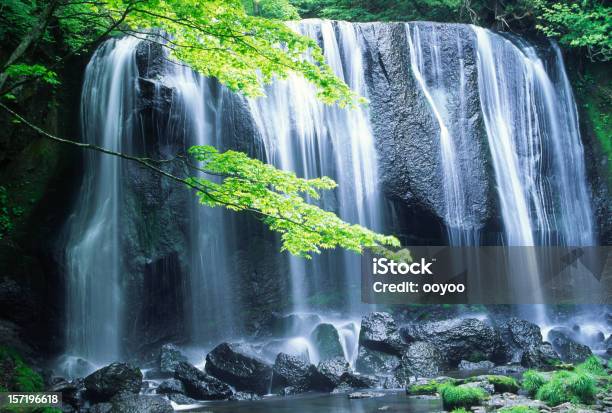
(0, 346, 44, 392)
(405, 377, 457, 395)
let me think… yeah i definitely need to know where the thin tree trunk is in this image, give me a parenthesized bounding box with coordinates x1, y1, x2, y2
(0, 0, 60, 90)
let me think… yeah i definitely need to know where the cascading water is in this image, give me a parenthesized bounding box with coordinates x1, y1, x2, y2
(474, 27, 594, 248)
(406, 23, 476, 246)
(249, 20, 383, 315)
(62, 20, 600, 370)
(64, 36, 141, 366)
(473, 27, 595, 319)
(164, 62, 239, 344)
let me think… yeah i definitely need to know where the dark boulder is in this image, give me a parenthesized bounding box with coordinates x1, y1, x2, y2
(84, 363, 142, 402)
(605, 335, 612, 355)
(521, 343, 561, 368)
(396, 341, 445, 379)
(271, 353, 317, 393)
(156, 378, 184, 395)
(174, 361, 232, 400)
(359, 312, 405, 355)
(312, 357, 350, 391)
(89, 403, 113, 413)
(310, 323, 344, 361)
(159, 343, 187, 375)
(48, 378, 85, 410)
(109, 394, 173, 413)
(497, 318, 542, 363)
(205, 343, 272, 395)
(355, 346, 400, 375)
(548, 329, 592, 363)
(400, 318, 505, 366)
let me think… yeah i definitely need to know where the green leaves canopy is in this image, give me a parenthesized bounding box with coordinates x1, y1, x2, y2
(187, 146, 400, 257)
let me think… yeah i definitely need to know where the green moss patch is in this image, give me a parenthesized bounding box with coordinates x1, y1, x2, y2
(498, 407, 539, 413)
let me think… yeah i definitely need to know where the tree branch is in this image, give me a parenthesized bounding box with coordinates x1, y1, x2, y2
(0, 101, 321, 235)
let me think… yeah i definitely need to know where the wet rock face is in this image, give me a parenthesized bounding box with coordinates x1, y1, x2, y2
(84, 363, 143, 402)
(359, 22, 492, 227)
(108, 394, 173, 413)
(156, 378, 185, 395)
(271, 353, 317, 394)
(310, 323, 344, 361)
(205, 343, 273, 395)
(521, 343, 561, 368)
(159, 343, 187, 375)
(312, 357, 351, 391)
(396, 341, 445, 379)
(400, 318, 505, 366)
(458, 360, 495, 371)
(498, 317, 544, 363)
(548, 328, 592, 363)
(359, 312, 405, 355)
(355, 346, 401, 375)
(48, 378, 86, 411)
(174, 361, 232, 400)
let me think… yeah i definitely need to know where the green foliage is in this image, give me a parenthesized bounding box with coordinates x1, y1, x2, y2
(535, 370, 597, 406)
(117, 0, 357, 106)
(1, 0, 359, 107)
(574, 63, 612, 178)
(0, 186, 23, 239)
(407, 380, 441, 395)
(4, 64, 59, 86)
(575, 355, 607, 376)
(522, 370, 547, 396)
(536, 1, 611, 61)
(244, 0, 300, 19)
(0, 347, 44, 392)
(187, 145, 399, 257)
(450, 409, 470, 413)
(438, 383, 487, 410)
(523, 361, 602, 407)
(291, 0, 465, 22)
(499, 407, 539, 413)
(485, 375, 519, 393)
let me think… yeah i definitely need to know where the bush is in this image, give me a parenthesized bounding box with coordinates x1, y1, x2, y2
(451, 409, 470, 413)
(535, 370, 597, 406)
(522, 370, 547, 396)
(486, 375, 519, 393)
(439, 383, 487, 410)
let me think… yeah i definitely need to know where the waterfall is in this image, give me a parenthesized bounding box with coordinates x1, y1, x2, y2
(474, 27, 594, 248)
(473, 27, 595, 318)
(64, 36, 141, 364)
(248, 19, 383, 314)
(405, 23, 479, 245)
(164, 65, 239, 344)
(62, 21, 599, 365)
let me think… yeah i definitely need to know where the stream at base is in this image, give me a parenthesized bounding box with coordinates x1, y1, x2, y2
(180, 391, 440, 413)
